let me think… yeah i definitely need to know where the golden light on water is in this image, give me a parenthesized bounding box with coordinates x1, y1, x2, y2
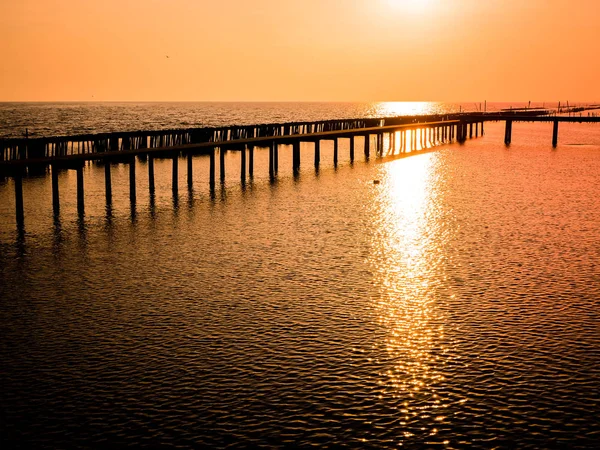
(371, 102, 444, 118)
(369, 152, 450, 441)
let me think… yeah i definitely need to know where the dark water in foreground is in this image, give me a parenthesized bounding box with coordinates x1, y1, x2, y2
(1, 116, 600, 448)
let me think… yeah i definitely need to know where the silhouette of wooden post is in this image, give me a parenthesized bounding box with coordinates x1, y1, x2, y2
(504, 120, 512, 145)
(349, 137, 354, 162)
(481, 122, 484, 135)
(129, 159, 136, 204)
(220, 148, 226, 183)
(248, 145, 254, 178)
(148, 155, 155, 194)
(209, 148, 215, 187)
(274, 142, 279, 173)
(172, 155, 178, 193)
(314, 140, 320, 167)
(475, 122, 479, 137)
(364, 134, 370, 159)
(104, 163, 112, 204)
(187, 153, 193, 189)
(552, 121, 559, 147)
(469, 123, 473, 139)
(77, 165, 85, 216)
(269, 142, 275, 178)
(333, 138, 338, 166)
(52, 164, 60, 214)
(404, 130, 408, 151)
(240, 146, 246, 181)
(14, 174, 24, 228)
(293, 141, 300, 174)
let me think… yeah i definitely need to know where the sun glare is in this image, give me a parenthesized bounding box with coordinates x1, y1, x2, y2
(387, 0, 432, 13)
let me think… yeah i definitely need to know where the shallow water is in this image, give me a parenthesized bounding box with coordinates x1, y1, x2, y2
(1, 117, 600, 448)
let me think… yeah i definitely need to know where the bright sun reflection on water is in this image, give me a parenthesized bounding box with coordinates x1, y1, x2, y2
(371, 101, 445, 118)
(369, 152, 451, 443)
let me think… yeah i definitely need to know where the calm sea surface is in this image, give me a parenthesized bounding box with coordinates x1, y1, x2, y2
(1, 103, 600, 448)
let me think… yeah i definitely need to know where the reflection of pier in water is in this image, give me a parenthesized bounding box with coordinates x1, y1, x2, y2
(2, 111, 600, 228)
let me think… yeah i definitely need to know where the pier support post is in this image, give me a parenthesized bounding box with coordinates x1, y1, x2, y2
(148, 155, 155, 195)
(173, 155, 179, 193)
(129, 159, 136, 204)
(220, 148, 226, 183)
(209, 149, 215, 187)
(241, 146, 246, 182)
(52, 165, 60, 214)
(274, 142, 279, 173)
(14, 174, 24, 228)
(552, 120, 559, 147)
(269, 142, 275, 178)
(187, 153, 193, 190)
(248, 145, 254, 178)
(364, 135, 370, 159)
(469, 123, 473, 139)
(504, 120, 512, 145)
(77, 165, 85, 216)
(404, 130, 408, 151)
(314, 140, 320, 168)
(481, 122, 484, 135)
(349, 137, 354, 162)
(475, 122, 479, 137)
(104, 163, 112, 204)
(333, 138, 338, 166)
(293, 141, 300, 174)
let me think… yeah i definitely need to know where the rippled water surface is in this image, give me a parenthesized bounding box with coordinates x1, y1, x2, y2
(1, 105, 600, 448)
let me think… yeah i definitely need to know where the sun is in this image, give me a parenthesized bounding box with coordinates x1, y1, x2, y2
(386, 0, 433, 13)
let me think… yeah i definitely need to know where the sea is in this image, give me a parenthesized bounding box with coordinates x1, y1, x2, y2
(1, 102, 599, 448)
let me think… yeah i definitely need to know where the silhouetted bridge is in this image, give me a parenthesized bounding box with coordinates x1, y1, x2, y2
(1, 111, 599, 228)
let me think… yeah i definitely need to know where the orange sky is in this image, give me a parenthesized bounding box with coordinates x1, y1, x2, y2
(1, 0, 599, 102)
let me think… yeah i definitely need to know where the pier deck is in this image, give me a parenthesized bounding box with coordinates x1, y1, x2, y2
(2, 111, 600, 228)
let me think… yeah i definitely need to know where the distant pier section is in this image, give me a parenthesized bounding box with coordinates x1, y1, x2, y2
(1, 109, 600, 228)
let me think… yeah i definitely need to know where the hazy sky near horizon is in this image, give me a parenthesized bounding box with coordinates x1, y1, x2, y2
(1, 0, 599, 102)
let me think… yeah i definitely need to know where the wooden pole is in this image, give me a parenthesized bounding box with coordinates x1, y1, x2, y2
(293, 141, 300, 174)
(173, 155, 179, 193)
(248, 145, 254, 178)
(14, 174, 24, 228)
(77, 165, 85, 216)
(240, 146, 246, 182)
(314, 140, 320, 168)
(504, 120, 512, 145)
(220, 148, 226, 183)
(349, 137, 354, 162)
(269, 142, 275, 178)
(209, 148, 215, 187)
(364, 134, 370, 159)
(187, 153, 193, 189)
(333, 138, 338, 166)
(552, 120, 559, 147)
(148, 155, 155, 195)
(52, 165, 60, 214)
(129, 159, 136, 204)
(104, 163, 112, 204)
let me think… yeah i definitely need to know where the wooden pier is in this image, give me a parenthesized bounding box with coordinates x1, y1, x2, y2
(1, 111, 599, 228)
